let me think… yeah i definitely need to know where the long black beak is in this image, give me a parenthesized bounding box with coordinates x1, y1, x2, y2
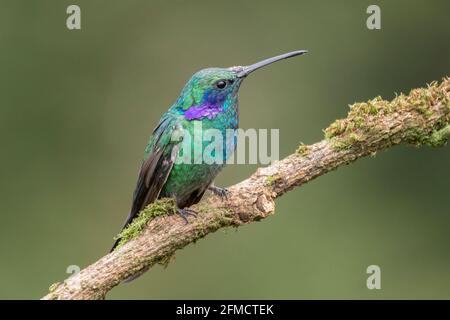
(236, 50, 307, 78)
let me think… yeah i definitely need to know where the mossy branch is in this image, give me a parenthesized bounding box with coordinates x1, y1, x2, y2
(42, 78, 449, 300)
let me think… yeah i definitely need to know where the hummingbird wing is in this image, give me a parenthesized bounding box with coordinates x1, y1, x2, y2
(111, 113, 182, 251)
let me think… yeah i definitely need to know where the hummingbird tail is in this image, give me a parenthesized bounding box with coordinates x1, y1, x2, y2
(109, 210, 138, 253)
(109, 237, 122, 253)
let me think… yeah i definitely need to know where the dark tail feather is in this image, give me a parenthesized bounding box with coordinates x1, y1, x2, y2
(110, 237, 122, 252)
(109, 211, 137, 253)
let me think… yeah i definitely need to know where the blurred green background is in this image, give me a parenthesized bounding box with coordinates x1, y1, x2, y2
(0, 0, 449, 299)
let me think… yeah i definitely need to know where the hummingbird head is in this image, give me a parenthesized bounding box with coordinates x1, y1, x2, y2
(174, 50, 308, 120)
(175, 68, 241, 117)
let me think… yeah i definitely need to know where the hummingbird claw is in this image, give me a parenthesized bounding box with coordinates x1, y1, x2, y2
(209, 185, 230, 200)
(177, 208, 197, 224)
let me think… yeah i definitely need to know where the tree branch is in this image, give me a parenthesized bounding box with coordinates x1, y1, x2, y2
(42, 78, 449, 300)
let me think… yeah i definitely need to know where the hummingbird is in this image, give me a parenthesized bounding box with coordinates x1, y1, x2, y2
(111, 50, 307, 251)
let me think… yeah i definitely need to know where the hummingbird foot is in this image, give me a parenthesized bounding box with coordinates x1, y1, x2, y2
(177, 207, 197, 224)
(208, 185, 230, 200)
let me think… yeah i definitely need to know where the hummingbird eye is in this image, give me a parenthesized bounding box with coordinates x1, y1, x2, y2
(215, 80, 227, 89)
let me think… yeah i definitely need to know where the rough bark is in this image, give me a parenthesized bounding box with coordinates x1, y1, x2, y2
(43, 78, 449, 300)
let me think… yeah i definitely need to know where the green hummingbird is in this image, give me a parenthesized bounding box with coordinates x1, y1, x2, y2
(111, 50, 307, 251)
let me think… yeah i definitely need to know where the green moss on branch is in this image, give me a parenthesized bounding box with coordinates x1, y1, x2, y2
(324, 78, 450, 150)
(114, 198, 177, 249)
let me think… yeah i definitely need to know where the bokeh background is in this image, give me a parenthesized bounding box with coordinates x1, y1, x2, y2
(0, 0, 449, 299)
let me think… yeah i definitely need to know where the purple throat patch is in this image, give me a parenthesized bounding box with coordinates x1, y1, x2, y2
(184, 103, 223, 120)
